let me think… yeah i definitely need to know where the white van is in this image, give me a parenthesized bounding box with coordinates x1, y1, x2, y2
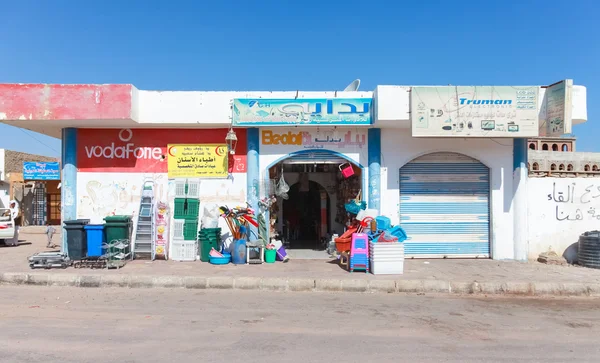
(0, 208, 17, 245)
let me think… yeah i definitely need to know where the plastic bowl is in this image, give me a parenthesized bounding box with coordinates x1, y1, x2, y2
(209, 252, 231, 265)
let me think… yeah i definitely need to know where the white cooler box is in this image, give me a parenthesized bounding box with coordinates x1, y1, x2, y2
(369, 241, 404, 275)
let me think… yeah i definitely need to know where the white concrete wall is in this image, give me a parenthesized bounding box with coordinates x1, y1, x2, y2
(0, 149, 8, 208)
(0, 183, 9, 208)
(137, 91, 372, 125)
(76, 171, 247, 257)
(0, 149, 5, 180)
(380, 129, 515, 260)
(77, 172, 247, 218)
(527, 177, 599, 262)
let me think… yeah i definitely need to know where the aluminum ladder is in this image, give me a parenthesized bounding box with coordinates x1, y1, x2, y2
(133, 179, 156, 260)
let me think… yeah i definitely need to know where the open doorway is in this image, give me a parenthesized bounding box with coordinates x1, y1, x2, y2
(268, 153, 363, 254)
(283, 178, 330, 249)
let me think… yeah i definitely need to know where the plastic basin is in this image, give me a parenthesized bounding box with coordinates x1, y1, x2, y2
(209, 252, 231, 265)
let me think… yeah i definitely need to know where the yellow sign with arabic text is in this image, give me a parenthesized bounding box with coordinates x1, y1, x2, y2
(167, 144, 228, 178)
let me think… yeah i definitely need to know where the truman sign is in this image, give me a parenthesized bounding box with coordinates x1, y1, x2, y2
(232, 98, 372, 126)
(411, 86, 540, 137)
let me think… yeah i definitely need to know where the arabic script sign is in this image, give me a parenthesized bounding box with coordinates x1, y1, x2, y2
(232, 98, 372, 126)
(23, 162, 60, 180)
(167, 144, 228, 178)
(411, 86, 539, 137)
(261, 129, 366, 149)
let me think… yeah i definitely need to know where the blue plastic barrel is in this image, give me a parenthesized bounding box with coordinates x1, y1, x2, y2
(231, 239, 247, 265)
(84, 224, 105, 257)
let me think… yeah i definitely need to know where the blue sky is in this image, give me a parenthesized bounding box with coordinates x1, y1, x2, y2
(1, 0, 598, 157)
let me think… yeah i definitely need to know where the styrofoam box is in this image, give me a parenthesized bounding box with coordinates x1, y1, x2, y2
(370, 242, 404, 249)
(369, 241, 404, 274)
(371, 245, 403, 252)
(370, 260, 404, 275)
(369, 250, 404, 255)
(370, 248, 404, 257)
(370, 257, 404, 263)
(170, 241, 197, 261)
(370, 246, 404, 251)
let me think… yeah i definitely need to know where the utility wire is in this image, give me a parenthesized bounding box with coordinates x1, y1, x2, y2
(17, 128, 61, 155)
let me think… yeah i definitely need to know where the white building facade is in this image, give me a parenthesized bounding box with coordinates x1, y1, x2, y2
(0, 81, 588, 260)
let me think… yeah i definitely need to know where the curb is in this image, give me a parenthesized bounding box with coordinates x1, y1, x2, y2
(2, 272, 600, 297)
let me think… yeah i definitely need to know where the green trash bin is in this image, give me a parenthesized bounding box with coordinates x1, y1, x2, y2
(198, 228, 221, 262)
(103, 215, 132, 243)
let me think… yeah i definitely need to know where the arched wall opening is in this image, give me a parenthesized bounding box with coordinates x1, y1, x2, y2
(265, 150, 365, 252)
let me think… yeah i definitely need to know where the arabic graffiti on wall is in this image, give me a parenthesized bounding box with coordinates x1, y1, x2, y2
(527, 178, 600, 260)
(167, 144, 229, 178)
(547, 181, 600, 221)
(233, 98, 372, 126)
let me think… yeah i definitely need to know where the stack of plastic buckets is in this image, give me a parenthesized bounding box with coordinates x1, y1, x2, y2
(198, 228, 221, 262)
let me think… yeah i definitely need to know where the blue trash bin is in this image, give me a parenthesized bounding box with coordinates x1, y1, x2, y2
(84, 224, 105, 257)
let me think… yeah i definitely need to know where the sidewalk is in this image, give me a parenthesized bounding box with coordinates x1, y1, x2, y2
(3, 232, 600, 296)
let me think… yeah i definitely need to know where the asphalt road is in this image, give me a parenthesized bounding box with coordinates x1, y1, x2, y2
(0, 287, 599, 363)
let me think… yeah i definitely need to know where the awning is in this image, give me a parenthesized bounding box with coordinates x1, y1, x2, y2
(281, 151, 352, 165)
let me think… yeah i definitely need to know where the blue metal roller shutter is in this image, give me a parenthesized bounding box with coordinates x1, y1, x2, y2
(399, 152, 490, 258)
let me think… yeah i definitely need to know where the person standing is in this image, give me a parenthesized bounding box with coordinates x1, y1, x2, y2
(8, 200, 20, 246)
(46, 223, 56, 248)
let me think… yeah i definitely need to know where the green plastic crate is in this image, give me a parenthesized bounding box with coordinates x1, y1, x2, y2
(198, 228, 221, 235)
(174, 198, 200, 220)
(183, 220, 199, 241)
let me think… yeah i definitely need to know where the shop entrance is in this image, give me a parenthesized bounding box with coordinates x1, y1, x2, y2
(282, 179, 330, 248)
(268, 151, 363, 254)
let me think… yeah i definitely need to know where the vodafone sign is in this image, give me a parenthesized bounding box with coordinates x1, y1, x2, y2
(84, 129, 163, 161)
(77, 128, 247, 173)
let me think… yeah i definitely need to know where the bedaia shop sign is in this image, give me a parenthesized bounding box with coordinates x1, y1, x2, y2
(233, 98, 372, 126)
(261, 129, 366, 149)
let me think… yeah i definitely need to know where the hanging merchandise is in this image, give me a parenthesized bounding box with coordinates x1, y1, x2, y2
(258, 212, 268, 245)
(258, 196, 277, 210)
(339, 163, 355, 179)
(336, 175, 362, 225)
(344, 190, 367, 215)
(275, 172, 289, 200)
(155, 201, 169, 260)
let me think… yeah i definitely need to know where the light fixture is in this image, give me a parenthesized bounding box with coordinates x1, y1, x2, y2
(225, 128, 238, 155)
